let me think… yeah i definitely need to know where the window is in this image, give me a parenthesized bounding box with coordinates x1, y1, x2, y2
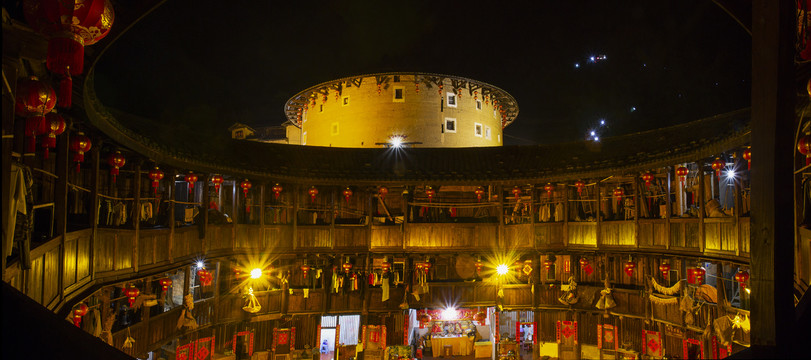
(331, 122, 339, 136)
(342, 96, 350, 106)
(474, 123, 483, 137)
(546, 265, 556, 280)
(320, 104, 324, 112)
(447, 93, 457, 108)
(393, 86, 404, 102)
(476, 99, 482, 110)
(234, 130, 244, 139)
(445, 118, 457, 133)
(485, 126, 491, 140)
(393, 75, 400, 82)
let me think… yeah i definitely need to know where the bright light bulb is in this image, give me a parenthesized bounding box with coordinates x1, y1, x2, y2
(600, 119, 605, 125)
(496, 264, 509, 275)
(196, 261, 204, 269)
(594, 136, 599, 141)
(590, 131, 596, 136)
(442, 308, 458, 320)
(745, 288, 751, 294)
(726, 169, 736, 178)
(250, 268, 262, 279)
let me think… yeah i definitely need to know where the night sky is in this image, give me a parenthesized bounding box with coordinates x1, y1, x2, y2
(93, 0, 751, 146)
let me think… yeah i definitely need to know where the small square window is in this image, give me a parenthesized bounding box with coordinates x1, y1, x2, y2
(342, 96, 350, 106)
(447, 93, 457, 108)
(485, 126, 491, 140)
(393, 75, 400, 82)
(476, 100, 482, 110)
(393, 86, 405, 102)
(331, 122, 339, 136)
(474, 123, 483, 137)
(445, 118, 456, 133)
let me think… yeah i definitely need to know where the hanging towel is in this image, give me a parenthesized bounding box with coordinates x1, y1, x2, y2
(381, 276, 390, 302)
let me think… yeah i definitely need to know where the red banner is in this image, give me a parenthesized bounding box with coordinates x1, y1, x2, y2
(557, 321, 577, 346)
(643, 330, 662, 357)
(233, 331, 254, 357)
(176, 343, 192, 360)
(598, 324, 616, 350)
(194, 337, 214, 360)
(683, 338, 704, 359)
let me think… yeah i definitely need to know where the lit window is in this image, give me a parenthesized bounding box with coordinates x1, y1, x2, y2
(447, 93, 457, 108)
(485, 126, 491, 140)
(331, 122, 339, 136)
(302, 132, 307, 145)
(498, 134, 501, 143)
(342, 96, 350, 106)
(393, 86, 404, 102)
(474, 123, 483, 137)
(445, 118, 456, 133)
(476, 100, 482, 110)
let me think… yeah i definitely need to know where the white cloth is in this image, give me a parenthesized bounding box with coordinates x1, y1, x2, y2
(3, 164, 29, 258)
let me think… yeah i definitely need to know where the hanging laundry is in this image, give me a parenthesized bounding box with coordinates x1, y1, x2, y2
(4, 163, 33, 269)
(381, 274, 390, 302)
(140, 201, 153, 222)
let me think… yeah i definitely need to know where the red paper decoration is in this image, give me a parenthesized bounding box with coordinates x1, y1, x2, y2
(574, 180, 586, 196)
(579, 258, 588, 268)
(72, 303, 88, 327)
(675, 166, 689, 188)
(41, 112, 66, 159)
(69, 132, 91, 172)
(425, 186, 435, 202)
(106, 151, 125, 183)
(210, 175, 224, 195)
(624, 260, 637, 277)
(473, 310, 486, 325)
(24, 0, 115, 108)
(381, 262, 391, 273)
(15, 76, 57, 117)
(342, 260, 353, 274)
(511, 186, 522, 199)
(158, 277, 173, 293)
(474, 187, 485, 202)
(422, 261, 432, 274)
(544, 183, 555, 197)
(148, 167, 164, 195)
(378, 186, 388, 199)
(641, 173, 654, 190)
(742, 148, 751, 170)
(735, 270, 749, 289)
(543, 258, 555, 271)
(799, 135, 811, 166)
(124, 286, 139, 307)
(342, 187, 353, 203)
(659, 263, 671, 279)
(308, 186, 319, 202)
(185, 172, 198, 194)
(197, 269, 213, 286)
(711, 157, 725, 177)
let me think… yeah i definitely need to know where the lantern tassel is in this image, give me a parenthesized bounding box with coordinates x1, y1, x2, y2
(58, 75, 72, 108)
(27, 135, 36, 154)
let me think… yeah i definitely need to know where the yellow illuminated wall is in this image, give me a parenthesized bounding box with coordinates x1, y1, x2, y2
(296, 75, 507, 148)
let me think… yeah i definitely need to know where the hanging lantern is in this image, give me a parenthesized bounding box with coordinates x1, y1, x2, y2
(272, 183, 283, 200)
(15, 76, 57, 117)
(106, 151, 125, 183)
(544, 183, 555, 197)
(473, 90, 478, 101)
(210, 175, 224, 195)
(438, 84, 444, 95)
(695, 267, 705, 284)
(342, 259, 353, 273)
(474, 257, 483, 275)
(419, 312, 432, 323)
(474, 187, 485, 202)
(240, 179, 252, 197)
(659, 263, 671, 279)
(457, 89, 462, 100)
(24, 0, 115, 108)
(416, 262, 425, 273)
(377, 84, 382, 95)
(574, 180, 586, 196)
(25, 115, 45, 154)
(308, 186, 319, 202)
(301, 262, 311, 279)
(798, 134, 811, 166)
(233, 266, 244, 279)
(613, 187, 624, 206)
(342, 187, 353, 203)
(148, 167, 164, 195)
(197, 269, 213, 286)
(41, 112, 66, 159)
(512, 186, 522, 199)
(675, 166, 689, 188)
(688, 267, 706, 285)
(158, 278, 173, 293)
(425, 186, 435, 202)
(579, 258, 589, 268)
(473, 310, 486, 325)
(381, 261, 391, 273)
(378, 186, 389, 199)
(623, 259, 637, 277)
(734, 270, 749, 289)
(185, 172, 198, 195)
(711, 157, 725, 177)
(543, 257, 555, 271)
(72, 303, 88, 327)
(124, 286, 139, 307)
(742, 148, 751, 170)
(69, 132, 91, 172)
(422, 261, 432, 274)
(415, 82, 420, 93)
(641, 173, 654, 190)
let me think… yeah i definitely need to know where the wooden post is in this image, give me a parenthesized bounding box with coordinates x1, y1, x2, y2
(562, 183, 569, 248)
(330, 187, 335, 250)
(168, 169, 176, 263)
(596, 182, 602, 248)
(749, 0, 796, 353)
(260, 182, 266, 227)
(231, 180, 237, 249)
(698, 163, 705, 253)
(0, 62, 17, 276)
(665, 168, 672, 250)
(132, 163, 141, 273)
(54, 131, 69, 299)
(201, 174, 208, 240)
(89, 142, 101, 280)
(497, 185, 504, 250)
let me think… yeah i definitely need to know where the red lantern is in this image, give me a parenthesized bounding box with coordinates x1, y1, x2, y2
(148, 167, 164, 195)
(415, 82, 420, 93)
(233, 266, 243, 279)
(378, 186, 389, 199)
(210, 175, 224, 195)
(15, 76, 56, 117)
(474, 258, 483, 275)
(613, 187, 624, 206)
(688, 267, 706, 285)
(106, 151, 125, 183)
(543, 258, 555, 270)
(641, 173, 654, 190)
(512, 186, 522, 199)
(624, 260, 637, 277)
(25, 115, 45, 154)
(574, 180, 586, 196)
(308, 186, 319, 202)
(41, 112, 66, 159)
(735, 270, 749, 289)
(69, 132, 91, 172)
(342, 187, 353, 203)
(197, 269, 213, 286)
(158, 277, 173, 293)
(473, 311, 486, 325)
(422, 261, 432, 274)
(742, 148, 751, 170)
(425, 186, 435, 202)
(675, 166, 689, 188)
(24, 0, 115, 108)
(544, 183, 555, 197)
(419, 313, 432, 323)
(381, 262, 391, 273)
(474, 187, 485, 202)
(342, 260, 353, 274)
(579, 258, 589, 268)
(711, 157, 725, 177)
(240, 179, 252, 197)
(659, 263, 671, 279)
(416, 262, 425, 273)
(185, 172, 198, 194)
(438, 84, 443, 96)
(72, 303, 88, 327)
(124, 286, 139, 307)
(301, 263, 311, 279)
(272, 183, 283, 199)
(798, 135, 811, 166)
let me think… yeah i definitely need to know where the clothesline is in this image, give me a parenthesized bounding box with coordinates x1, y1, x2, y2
(32, 167, 58, 179)
(97, 193, 159, 201)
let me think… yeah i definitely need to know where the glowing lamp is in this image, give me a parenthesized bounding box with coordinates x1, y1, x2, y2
(496, 264, 509, 275)
(474, 187, 485, 202)
(422, 261, 432, 274)
(250, 268, 262, 279)
(69, 132, 92, 172)
(659, 263, 671, 279)
(272, 183, 283, 199)
(147, 167, 164, 195)
(72, 303, 88, 327)
(474, 258, 483, 274)
(641, 172, 654, 190)
(742, 148, 751, 170)
(574, 180, 586, 196)
(441, 308, 458, 320)
(124, 286, 140, 307)
(300, 263, 311, 279)
(543, 258, 555, 271)
(735, 270, 749, 289)
(185, 172, 198, 194)
(544, 183, 555, 197)
(41, 112, 66, 159)
(378, 186, 388, 199)
(613, 187, 624, 206)
(675, 166, 689, 188)
(342, 187, 353, 203)
(425, 186, 435, 202)
(473, 310, 487, 325)
(240, 179, 252, 198)
(159, 277, 173, 293)
(799, 135, 811, 166)
(106, 151, 125, 183)
(308, 186, 319, 202)
(210, 175, 224, 195)
(511, 186, 522, 199)
(711, 157, 725, 177)
(623, 260, 637, 277)
(579, 258, 589, 268)
(342, 260, 353, 273)
(381, 262, 391, 273)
